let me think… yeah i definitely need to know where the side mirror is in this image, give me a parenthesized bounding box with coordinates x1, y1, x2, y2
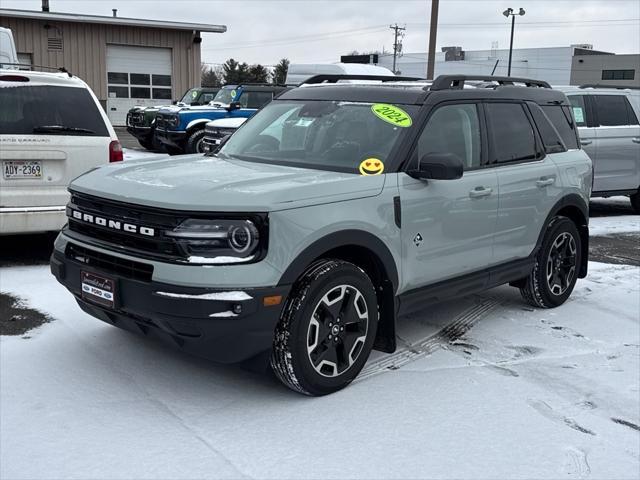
(172, 100, 177, 105)
(409, 152, 464, 180)
(226, 102, 242, 112)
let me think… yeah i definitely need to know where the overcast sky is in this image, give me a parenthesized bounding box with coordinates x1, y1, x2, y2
(3, 0, 639, 67)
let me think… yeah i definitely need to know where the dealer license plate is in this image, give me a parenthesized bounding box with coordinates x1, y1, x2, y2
(81, 271, 116, 309)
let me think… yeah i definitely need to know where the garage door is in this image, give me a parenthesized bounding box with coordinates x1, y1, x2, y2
(106, 45, 172, 126)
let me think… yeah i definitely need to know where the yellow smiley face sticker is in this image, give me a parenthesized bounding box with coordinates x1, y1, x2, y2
(359, 158, 385, 176)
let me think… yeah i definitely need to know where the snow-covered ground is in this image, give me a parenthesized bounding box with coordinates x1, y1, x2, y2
(123, 148, 169, 162)
(1, 259, 638, 480)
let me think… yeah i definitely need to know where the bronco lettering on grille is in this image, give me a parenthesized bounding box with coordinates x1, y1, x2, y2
(70, 208, 155, 237)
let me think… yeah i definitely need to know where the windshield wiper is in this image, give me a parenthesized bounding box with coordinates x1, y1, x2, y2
(33, 125, 96, 134)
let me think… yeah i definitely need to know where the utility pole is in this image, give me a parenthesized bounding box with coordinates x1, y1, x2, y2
(389, 24, 406, 74)
(426, 0, 439, 80)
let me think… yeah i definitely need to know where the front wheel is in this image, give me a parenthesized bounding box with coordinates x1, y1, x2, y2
(271, 260, 378, 396)
(520, 216, 581, 308)
(185, 129, 206, 154)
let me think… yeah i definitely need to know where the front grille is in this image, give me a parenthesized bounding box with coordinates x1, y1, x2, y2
(68, 192, 186, 261)
(66, 243, 153, 282)
(129, 113, 144, 126)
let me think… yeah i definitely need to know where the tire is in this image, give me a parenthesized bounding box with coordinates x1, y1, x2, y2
(630, 191, 640, 214)
(520, 216, 581, 308)
(185, 129, 206, 154)
(271, 259, 378, 396)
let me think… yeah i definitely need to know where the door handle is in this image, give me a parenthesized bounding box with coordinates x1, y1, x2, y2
(580, 139, 593, 146)
(633, 137, 640, 144)
(536, 178, 555, 188)
(469, 187, 493, 198)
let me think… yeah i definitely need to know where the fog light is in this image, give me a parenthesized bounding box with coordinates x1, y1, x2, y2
(232, 304, 243, 314)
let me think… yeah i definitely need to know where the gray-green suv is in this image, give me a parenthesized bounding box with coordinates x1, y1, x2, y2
(50, 75, 592, 396)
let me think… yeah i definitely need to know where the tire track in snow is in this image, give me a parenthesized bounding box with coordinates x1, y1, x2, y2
(357, 298, 500, 381)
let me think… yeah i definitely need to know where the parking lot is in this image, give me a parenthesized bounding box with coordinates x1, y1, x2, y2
(1, 197, 638, 479)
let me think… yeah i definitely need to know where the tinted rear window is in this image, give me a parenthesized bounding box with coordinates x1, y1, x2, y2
(486, 103, 538, 163)
(0, 85, 109, 136)
(541, 105, 579, 150)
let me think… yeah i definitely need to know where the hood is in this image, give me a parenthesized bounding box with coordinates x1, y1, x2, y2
(70, 155, 385, 212)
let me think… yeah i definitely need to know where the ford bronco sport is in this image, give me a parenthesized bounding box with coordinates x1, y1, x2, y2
(51, 75, 592, 396)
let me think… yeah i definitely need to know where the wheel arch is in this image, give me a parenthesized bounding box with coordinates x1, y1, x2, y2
(539, 194, 589, 278)
(278, 230, 399, 353)
(185, 118, 211, 133)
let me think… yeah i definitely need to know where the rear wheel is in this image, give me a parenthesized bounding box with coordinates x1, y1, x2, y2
(520, 216, 581, 308)
(630, 190, 640, 214)
(186, 129, 206, 154)
(271, 260, 378, 396)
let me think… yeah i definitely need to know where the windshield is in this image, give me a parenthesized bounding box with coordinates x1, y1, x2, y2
(180, 88, 201, 104)
(212, 88, 238, 105)
(219, 100, 417, 173)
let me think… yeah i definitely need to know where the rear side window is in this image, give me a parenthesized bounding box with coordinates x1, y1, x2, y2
(541, 105, 579, 150)
(593, 95, 639, 126)
(528, 104, 565, 154)
(0, 85, 109, 136)
(486, 103, 538, 163)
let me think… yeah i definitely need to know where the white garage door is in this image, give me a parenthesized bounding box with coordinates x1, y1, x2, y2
(106, 45, 172, 126)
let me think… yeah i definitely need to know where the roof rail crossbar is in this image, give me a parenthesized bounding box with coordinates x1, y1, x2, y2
(579, 83, 640, 90)
(301, 74, 424, 86)
(429, 75, 551, 91)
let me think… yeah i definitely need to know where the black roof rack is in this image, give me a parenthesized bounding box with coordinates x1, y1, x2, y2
(579, 83, 640, 90)
(0, 63, 73, 77)
(429, 75, 551, 91)
(301, 74, 423, 86)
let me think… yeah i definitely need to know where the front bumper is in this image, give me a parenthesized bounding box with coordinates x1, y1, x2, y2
(50, 242, 290, 364)
(126, 125, 153, 142)
(155, 128, 187, 149)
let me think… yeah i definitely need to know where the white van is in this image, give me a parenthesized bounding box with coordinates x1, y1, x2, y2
(0, 69, 121, 234)
(0, 27, 18, 68)
(285, 63, 395, 85)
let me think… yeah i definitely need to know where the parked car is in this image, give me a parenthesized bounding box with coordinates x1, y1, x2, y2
(154, 84, 289, 154)
(1, 69, 121, 235)
(0, 27, 18, 68)
(558, 85, 640, 212)
(126, 87, 220, 151)
(201, 117, 247, 154)
(51, 74, 591, 395)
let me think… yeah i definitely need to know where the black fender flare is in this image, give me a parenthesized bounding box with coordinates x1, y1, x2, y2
(277, 229, 399, 291)
(277, 230, 400, 353)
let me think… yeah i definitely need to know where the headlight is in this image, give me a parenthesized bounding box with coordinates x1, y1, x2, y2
(165, 218, 265, 264)
(168, 115, 179, 127)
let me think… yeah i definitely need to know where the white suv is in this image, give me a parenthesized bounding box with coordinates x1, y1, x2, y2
(0, 69, 121, 234)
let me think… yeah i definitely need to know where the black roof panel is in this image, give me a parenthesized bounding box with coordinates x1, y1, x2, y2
(279, 84, 428, 105)
(278, 82, 570, 106)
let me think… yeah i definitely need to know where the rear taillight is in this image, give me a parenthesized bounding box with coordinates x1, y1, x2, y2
(109, 140, 123, 163)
